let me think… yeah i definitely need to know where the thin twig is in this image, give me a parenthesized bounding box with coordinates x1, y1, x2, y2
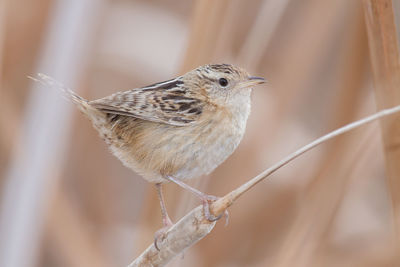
(128, 104, 400, 266)
(211, 105, 400, 215)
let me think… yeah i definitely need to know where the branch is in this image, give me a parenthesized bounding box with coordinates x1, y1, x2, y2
(128, 206, 215, 267)
(127, 104, 400, 266)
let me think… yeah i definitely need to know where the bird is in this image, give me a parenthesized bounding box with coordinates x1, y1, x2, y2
(31, 63, 265, 249)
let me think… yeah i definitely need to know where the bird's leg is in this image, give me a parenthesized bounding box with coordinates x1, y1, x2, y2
(156, 183, 173, 227)
(165, 175, 228, 223)
(154, 183, 173, 250)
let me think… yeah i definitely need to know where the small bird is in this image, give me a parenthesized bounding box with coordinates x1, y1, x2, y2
(32, 64, 264, 249)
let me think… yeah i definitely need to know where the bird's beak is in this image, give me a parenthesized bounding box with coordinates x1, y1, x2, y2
(239, 76, 266, 88)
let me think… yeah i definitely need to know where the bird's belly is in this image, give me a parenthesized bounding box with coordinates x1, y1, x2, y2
(109, 116, 246, 183)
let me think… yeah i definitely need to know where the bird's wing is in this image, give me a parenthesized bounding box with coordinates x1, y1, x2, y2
(90, 78, 205, 126)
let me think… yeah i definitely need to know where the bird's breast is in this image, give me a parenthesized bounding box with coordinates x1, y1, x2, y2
(171, 99, 251, 180)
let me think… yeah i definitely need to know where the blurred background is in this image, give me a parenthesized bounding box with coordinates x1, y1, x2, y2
(1, 0, 400, 266)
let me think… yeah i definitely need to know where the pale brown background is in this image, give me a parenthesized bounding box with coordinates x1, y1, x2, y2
(0, 0, 399, 266)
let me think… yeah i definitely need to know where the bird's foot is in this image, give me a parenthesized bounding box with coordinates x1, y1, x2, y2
(164, 176, 229, 225)
(154, 216, 173, 251)
(199, 194, 229, 225)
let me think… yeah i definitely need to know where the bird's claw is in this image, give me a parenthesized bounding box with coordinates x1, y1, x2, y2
(201, 195, 229, 225)
(154, 217, 173, 251)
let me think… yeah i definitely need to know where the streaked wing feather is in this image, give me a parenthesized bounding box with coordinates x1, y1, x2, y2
(90, 79, 204, 126)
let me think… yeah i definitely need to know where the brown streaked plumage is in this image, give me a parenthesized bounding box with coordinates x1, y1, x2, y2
(32, 63, 265, 249)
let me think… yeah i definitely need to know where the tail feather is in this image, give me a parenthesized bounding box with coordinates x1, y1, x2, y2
(29, 74, 116, 145)
(28, 73, 92, 114)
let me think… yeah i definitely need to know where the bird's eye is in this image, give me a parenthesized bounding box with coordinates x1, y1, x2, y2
(218, 78, 228, 87)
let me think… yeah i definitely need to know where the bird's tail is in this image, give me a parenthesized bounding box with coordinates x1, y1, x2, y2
(28, 73, 93, 114)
